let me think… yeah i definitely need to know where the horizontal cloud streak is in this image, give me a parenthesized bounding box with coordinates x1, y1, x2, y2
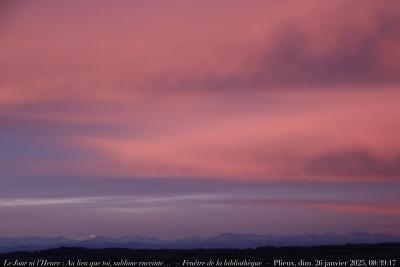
(0, 194, 220, 207)
(1, 188, 399, 237)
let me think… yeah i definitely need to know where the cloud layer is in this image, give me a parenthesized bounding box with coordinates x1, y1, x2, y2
(0, 0, 399, 236)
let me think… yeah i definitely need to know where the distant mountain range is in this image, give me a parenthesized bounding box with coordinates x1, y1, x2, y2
(1, 233, 399, 253)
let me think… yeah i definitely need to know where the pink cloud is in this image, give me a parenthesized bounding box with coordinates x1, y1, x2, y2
(1, 1, 399, 182)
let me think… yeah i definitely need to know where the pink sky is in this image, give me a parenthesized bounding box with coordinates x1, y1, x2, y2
(0, 1, 399, 237)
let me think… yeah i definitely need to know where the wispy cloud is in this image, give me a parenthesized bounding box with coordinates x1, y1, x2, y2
(0, 194, 222, 207)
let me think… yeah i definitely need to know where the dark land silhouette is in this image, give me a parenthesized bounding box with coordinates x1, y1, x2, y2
(0, 243, 399, 267)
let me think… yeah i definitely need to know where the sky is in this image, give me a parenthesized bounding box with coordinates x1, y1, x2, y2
(0, 0, 400, 238)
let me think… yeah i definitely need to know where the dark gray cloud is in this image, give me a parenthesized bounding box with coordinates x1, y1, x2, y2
(259, 14, 400, 86)
(309, 150, 400, 178)
(152, 2, 400, 91)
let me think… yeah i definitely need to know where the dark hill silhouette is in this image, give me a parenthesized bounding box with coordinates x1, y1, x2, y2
(1, 233, 400, 253)
(0, 243, 399, 267)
